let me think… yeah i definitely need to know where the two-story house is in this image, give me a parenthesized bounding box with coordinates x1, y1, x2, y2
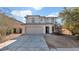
(24, 15, 57, 34)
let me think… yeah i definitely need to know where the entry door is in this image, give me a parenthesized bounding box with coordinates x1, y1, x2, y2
(45, 26, 49, 34)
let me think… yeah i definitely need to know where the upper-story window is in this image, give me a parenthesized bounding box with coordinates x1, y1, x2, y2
(39, 18, 42, 23)
(31, 19, 34, 23)
(45, 18, 48, 23)
(41, 17, 45, 23)
(33, 17, 40, 23)
(28, 17, 33, 20)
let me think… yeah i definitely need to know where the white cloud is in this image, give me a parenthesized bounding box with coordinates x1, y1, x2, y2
(33, 7, 43, 10)
(22, 18, 26, 23)
(11, 10, 32, 23)
(47, 12, 59, 17)
(11, 10, 32, 17)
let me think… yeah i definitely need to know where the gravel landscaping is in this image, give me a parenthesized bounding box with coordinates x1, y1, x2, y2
(45, 34, 79, 50)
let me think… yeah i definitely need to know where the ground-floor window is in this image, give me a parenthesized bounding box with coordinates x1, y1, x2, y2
(6, 29, 12, 35)
(52, 26, 54, 33)
(19, 28, 22, 33)
(13, 28, 16, 33)
(13, 28, 22, 34)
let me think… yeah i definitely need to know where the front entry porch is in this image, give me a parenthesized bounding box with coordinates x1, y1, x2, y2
(45, 25, 54, 34)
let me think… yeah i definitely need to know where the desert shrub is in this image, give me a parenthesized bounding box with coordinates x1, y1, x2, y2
(75, 34, 79, 40)
(0, 28, 6, 36)
(6, 29, 12, 35)
(0, 27, 7, 42)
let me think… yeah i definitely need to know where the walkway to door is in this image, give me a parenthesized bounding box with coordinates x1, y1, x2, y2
(0, 34, 49, 51)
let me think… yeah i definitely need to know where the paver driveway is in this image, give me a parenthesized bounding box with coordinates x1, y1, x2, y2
(0, 34, 49, 51)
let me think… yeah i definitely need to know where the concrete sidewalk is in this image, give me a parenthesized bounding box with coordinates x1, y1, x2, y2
(50, 48, 79, 51)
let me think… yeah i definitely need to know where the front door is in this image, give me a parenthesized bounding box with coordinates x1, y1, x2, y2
(45, 26, 49, 34)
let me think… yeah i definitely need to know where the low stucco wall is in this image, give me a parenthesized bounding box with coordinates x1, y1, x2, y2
(61, 28, 72, 35)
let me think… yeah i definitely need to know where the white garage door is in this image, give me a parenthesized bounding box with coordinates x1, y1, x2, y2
(26, 25, 43, 34)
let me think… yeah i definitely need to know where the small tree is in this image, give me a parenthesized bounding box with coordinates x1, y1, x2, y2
(59, 7, 79, 37)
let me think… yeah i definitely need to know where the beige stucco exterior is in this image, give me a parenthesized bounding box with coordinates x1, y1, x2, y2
(24, 15, 56, 34)
(0, 13, 26, 43)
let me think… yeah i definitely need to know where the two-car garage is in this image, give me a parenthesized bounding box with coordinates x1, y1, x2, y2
(25, 25, 44, 34)
(25, 24, 54, 34)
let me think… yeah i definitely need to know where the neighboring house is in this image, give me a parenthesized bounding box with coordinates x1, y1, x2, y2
(0, 13, 25, 34)
(0, 13, 25, 43)
(24, 15, 57, 34)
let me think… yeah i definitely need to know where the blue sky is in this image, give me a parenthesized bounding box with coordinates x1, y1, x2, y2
(0, 7, 64, 23)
